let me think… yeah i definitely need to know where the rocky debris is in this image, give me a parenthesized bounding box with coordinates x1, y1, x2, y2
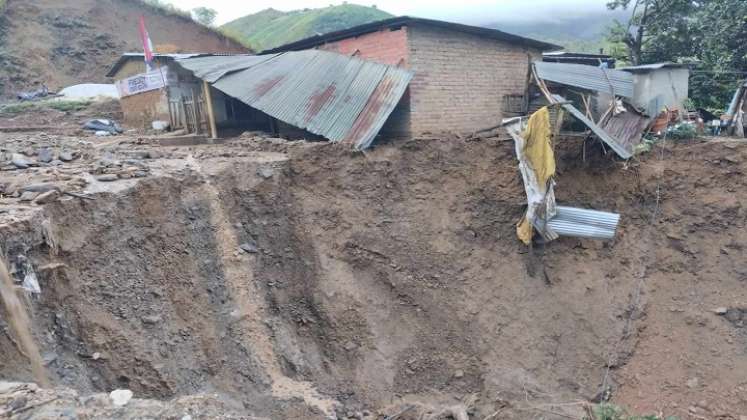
(37, 148, 54, 163)
(0, 382, 259, 419)
(141, 315, 162, 325)
(12, 153, 33, 169)
(33, 190, 60, 205)
(58, 151, 74, 162)
(240, 241, 259, 254)
(19, 191, 40, 202)
(95, 174, 119, 182)
(109, 389, 133, 407)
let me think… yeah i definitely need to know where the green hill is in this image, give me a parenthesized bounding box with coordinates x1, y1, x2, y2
(221, 4, 393, 52)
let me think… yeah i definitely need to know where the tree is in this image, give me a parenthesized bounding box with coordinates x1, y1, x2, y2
(192, 7, 217, 26)
(606, 0, 695, 65)
(607, 0, 747, 110)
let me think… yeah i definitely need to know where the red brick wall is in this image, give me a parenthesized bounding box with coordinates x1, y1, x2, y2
(407, 23, 542, 135)
(317, 27, 409, 67)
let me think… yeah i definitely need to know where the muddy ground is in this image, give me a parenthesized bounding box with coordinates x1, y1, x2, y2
(0, 124, 746, 419)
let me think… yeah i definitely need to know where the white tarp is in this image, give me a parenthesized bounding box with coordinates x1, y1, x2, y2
(115, 68, 171, 98)
(57, 84, 120, 101)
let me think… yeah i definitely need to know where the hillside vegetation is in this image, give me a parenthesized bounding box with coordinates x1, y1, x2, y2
(221, 4, 392, 51)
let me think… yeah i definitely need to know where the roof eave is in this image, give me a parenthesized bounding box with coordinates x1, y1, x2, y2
(261, 16, 561, 54)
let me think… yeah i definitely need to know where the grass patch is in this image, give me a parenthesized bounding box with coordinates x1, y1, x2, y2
(0, 99, 91, 115)
(592, 403, 678, 420)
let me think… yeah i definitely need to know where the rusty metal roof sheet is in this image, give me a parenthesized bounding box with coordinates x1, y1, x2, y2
(601, 108, 650, 156)
(552, 94, 633, 159)
(535, 62, 634, 98)
(177, 50, 412, 150)
(176, 54, 277, 83)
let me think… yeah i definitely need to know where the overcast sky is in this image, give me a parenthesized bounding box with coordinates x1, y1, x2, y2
(169, 0, 612, 26)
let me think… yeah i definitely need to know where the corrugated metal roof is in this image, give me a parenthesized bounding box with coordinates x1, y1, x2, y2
(552, 94, 633, 159)
(534, 62, 634, 98)
(261, 16, 561, 54)
(177, 54, 278, 83)
(106, 53, 249, 78)
(547, 206, 620, 240)
(601, 108, 650, 156)
(177, 50, 413, 150)
(620, 62, 691, 72)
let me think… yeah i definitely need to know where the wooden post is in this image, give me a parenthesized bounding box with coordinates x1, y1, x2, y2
(202, 80, 218, 141)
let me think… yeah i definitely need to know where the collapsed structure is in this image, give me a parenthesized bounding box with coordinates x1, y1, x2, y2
(107, 17, 558, 148)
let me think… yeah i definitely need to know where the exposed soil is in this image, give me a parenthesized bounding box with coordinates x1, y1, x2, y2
(0, 0, 247, 98)
(0, 129, 746, 419)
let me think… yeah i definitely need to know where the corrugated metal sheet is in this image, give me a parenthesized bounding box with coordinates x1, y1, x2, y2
(547, 206, 620, 240)
(177, 54, 276, 83)
(534, 62, 634, 98)
(177, 50, 412, 149)
(553, 95, 633, 159)
(620, 62, 690, 72)
(601, 108, 650, 156)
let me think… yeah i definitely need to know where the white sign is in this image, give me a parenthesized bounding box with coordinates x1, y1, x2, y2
(116, 68, 170, 97)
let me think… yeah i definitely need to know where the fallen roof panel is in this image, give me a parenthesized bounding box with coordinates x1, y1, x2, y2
(176, 54, 277, 83)
(552, 94, 633, 159)
(534, 62, 634, 98)
(177, 50, 413, 150)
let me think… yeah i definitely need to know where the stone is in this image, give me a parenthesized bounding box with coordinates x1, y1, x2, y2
(19, 191, 40, 202)
(239, 242, 258, 254)
(343, 341, 358, 351)
(109, 389, 133, 407)
(257, 167, 274, 179)
(95, 174, 119, 182)
(50, 159, 64, 166)
(714, 307, 728, 315)
(454, 369, 465, 379)
(11, 153, 32, 169)
(33, 190, 60, 205)
(37, 148, 54, 163)
(59, 151, 74, 162)
(92, 352, 101, 360)
(686, 377, 699, 389)
(141, 315, 161, 325)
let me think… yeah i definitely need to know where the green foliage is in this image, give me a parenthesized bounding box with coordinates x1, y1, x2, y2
(220, 4, 393, 51)
(192, 7, 217, 27)
(592, 403, 679, 420)
(606, 0, 747, 110)
(0, 99, 91, 115)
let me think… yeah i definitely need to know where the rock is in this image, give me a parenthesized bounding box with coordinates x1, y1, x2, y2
(38, 148, 54, 163)
(714, 307, 728, 315)
(92, 352, 101, 360)
(19, 191, 40, 202)
(686, 377, 699, 389)
(50, 159, 64, 166)
(59, 151, 74, 162)
(454, 369, 465, 379)
(181, 416, 193, 420)
(8, 395, 27, 411)
(725, 308, 743, 323)
(257, 167, 274, 179)
(21, 183, 58, 193)
(141, 315, 161, 325)
(239, 242, 258, 254)
(33, 190, 60, 205)
(109, 389, 133, 407)
(95, 174, 119, 182)
(11, 153, 33, 169)
(343, 341, 358, 351)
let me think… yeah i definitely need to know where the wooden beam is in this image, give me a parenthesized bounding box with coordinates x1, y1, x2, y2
(202, 80, 218, 141)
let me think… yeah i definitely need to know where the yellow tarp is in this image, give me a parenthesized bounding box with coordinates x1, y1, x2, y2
(516, 107, 556, 244)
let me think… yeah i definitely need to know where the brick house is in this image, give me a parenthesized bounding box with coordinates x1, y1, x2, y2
(264, 17, 559, 137)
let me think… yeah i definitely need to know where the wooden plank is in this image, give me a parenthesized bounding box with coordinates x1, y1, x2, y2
(203, 81, 218, 141)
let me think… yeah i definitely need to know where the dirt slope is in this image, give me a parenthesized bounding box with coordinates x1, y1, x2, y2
(0, 131, 745, 419)
(0, 0, 247, 98)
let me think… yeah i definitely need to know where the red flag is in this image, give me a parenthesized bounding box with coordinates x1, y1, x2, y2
(138, 16, 155, 70)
